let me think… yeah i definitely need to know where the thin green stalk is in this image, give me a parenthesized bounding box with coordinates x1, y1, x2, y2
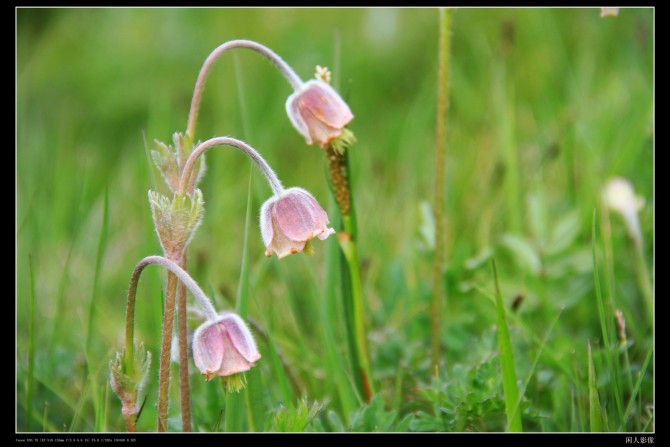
(27, 255, 36, 432)
(642, 413, 654, 432)
(326, 145, 373, 403)
(509, 307, 564, 424)
(431, 6, 452, 375)
(310, 239, 358, 417)
(86, 186, 109, 357)
(592, 209, 624, 425)
(588, 340, 603, 432)
(176, 253, 192, 432)
(500, 61, 521, 233)
(102, 380, 110, 433)
(157, 272, 178, 432)
(341, 214, 373, 401)
(632, 241, 653, 325)
(224, 164, 254, 432)
(42, 401, 49, 432)
(621, 347, 652, 430)
(491, 259, 523, 432)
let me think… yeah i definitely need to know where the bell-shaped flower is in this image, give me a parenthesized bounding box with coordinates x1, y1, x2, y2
(192, 313, 261, 384)
(260, 187, 335, 259)
(286, 79, 354, 148)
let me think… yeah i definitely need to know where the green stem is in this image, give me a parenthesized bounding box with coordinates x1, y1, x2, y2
(27, 255, 36, 432)
(176, 253, 192, 432)
(632, 241, 653, 324)
(492, 259, 523, 432)
(592, 209, 624, 425)
(326, 145, 373, 402)
(342, 214, 373, 401)
(431, 6, 453, 374)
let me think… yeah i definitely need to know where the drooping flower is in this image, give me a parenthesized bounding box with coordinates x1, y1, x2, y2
(192, 313, 261, 391)
(260, 187, 335, 259)
(286, 79, 354, 148)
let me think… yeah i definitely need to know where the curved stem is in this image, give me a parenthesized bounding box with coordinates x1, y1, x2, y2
(124, 255, 219, 371)
(178, 136, 284, 197)
(186, 39, 304, 139)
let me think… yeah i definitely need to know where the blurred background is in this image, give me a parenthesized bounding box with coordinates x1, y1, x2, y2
(17, 8, 653, 432)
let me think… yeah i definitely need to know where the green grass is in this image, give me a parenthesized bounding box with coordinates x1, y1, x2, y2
(17, 7, 653, 433)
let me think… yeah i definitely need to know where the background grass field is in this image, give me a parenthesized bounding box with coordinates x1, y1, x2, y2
(17, 7, 653, 432)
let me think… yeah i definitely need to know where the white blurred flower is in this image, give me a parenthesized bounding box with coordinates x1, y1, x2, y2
(602, 177, 645, 245)
(600, 8, 619, 18)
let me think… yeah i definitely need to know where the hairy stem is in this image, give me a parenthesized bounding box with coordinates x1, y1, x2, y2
(176, 253, 192, 432)
(178, 137, 284, 197)
(157, 272, 177, 432)
(431, 7, 453, 374)
(186, 39, 304, 139)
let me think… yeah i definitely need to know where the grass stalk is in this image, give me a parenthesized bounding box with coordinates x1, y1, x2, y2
(431, 6, 453, 375)
(491, 259, 522, 432)
(326, 145, 374, 403)
(588, 340, 603, 432)
(27, 255, 36, 432)
(592, 209, 624, 425)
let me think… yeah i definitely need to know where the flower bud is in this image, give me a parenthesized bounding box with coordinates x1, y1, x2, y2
(260, 187, 335, 259)
(286, 79, 354, 148)
(148, 189, 205, 259)
(192, 313, 261, 389)
(109, 343, 151, 417)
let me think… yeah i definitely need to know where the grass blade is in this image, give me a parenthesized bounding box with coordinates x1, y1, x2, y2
(588, 340, 603, 432)
(510, 306, 564, 424)
(491, 259, 522, 432)
(27, 255, 36, 432)
(591, 208, 624, 425)
(86, 185, 109, 358)
(621, 347, 652, 429)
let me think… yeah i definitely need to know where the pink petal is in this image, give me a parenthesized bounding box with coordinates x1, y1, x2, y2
(274, 189, 326, 242)
(270, 218, 307, 258)
(286, 91, 313, 145)
(259, 196, 276, 252)
(220, 314, 261, 364)
(217, 324, 254, 376)
(192, 321, 225, 377)
(298, 80, 354, 129)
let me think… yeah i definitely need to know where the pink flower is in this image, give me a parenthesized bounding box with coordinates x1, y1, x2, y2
(260, 187, 335, 259)
(286, 80, 354, 148)
(192, 313, 261, 382)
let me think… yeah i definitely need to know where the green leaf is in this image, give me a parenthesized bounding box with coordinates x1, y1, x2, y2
(501, 234, 541, 275)
(546, 210, 581, 255)
(492, 259, 523, 432)
(588, 340, 603, 432)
